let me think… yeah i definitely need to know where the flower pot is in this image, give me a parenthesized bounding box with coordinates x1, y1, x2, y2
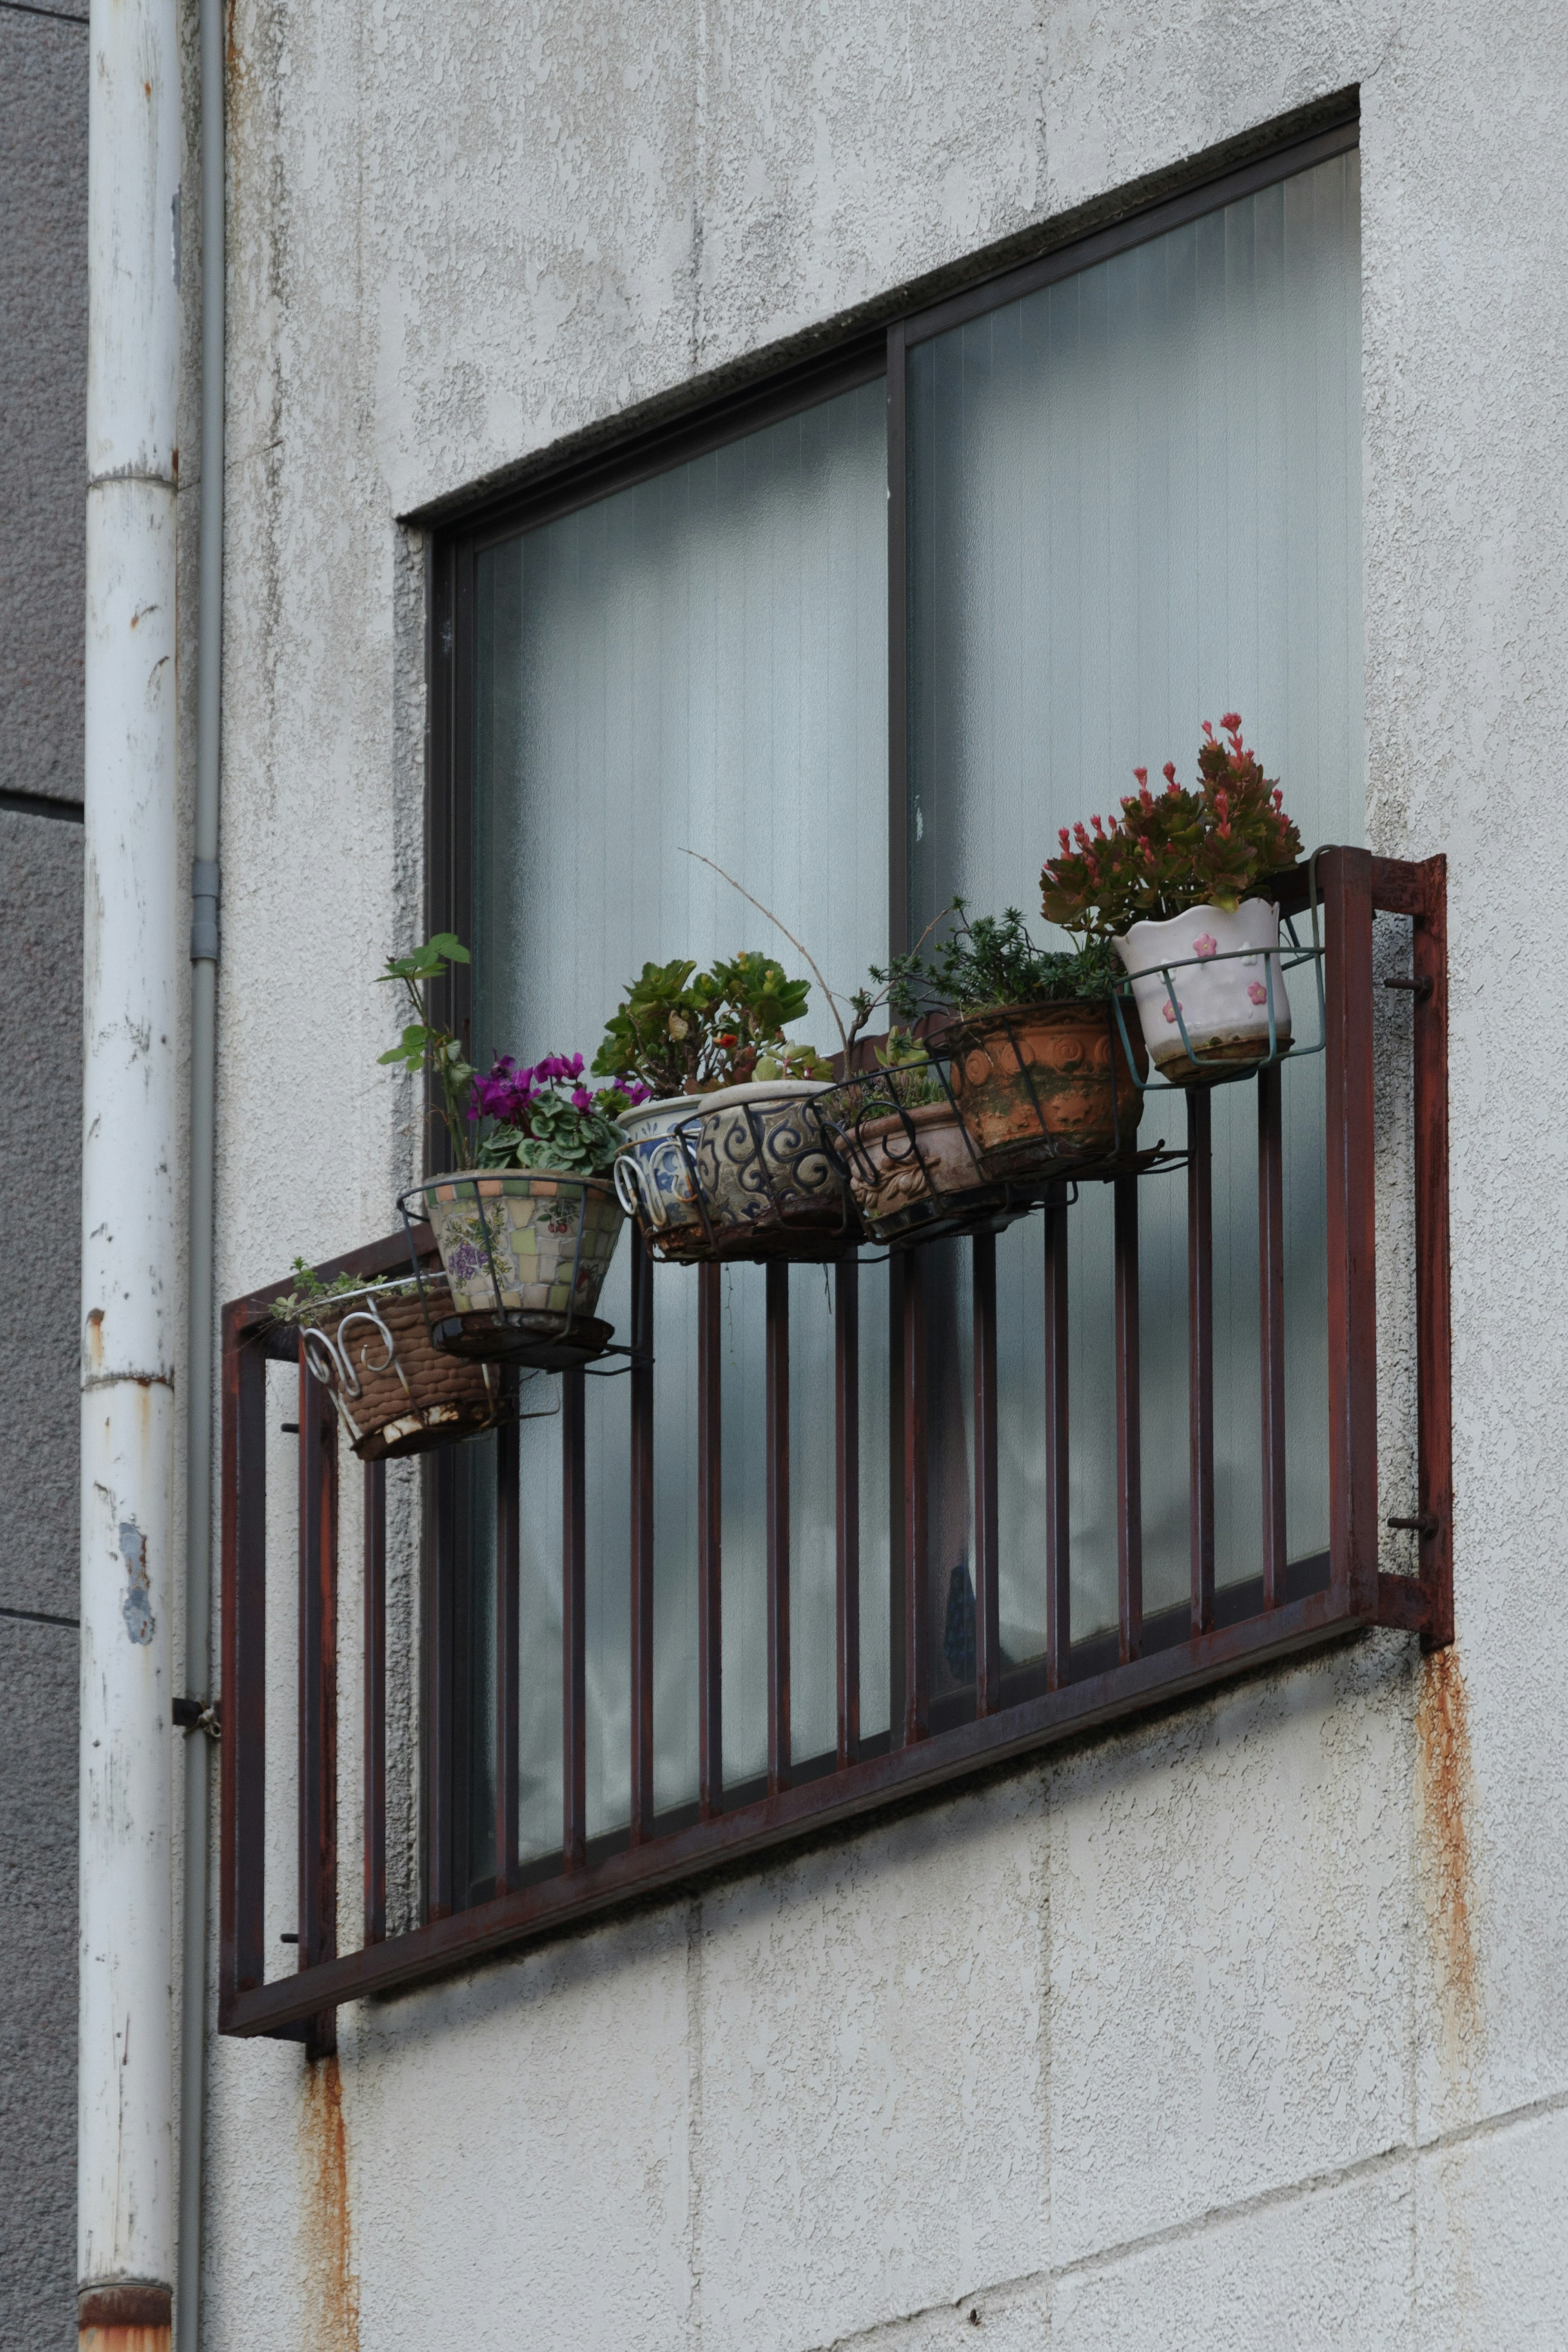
(684, 1080, 851, 1258)
(612, 1094, 705, 1242)
(946, 1001, 1147, 1174)
(419, 1170, 624, 1325)
(298, 1277, 515, 1460)
(836, 1097, 995, 1232)
(1114, 901, 1291, 1083)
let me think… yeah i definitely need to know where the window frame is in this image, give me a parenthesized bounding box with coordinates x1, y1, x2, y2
(218, 99, 1456, 2041)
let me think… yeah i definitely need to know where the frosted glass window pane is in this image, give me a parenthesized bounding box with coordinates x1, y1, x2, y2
(471, 380, 888, 1869)
(908, 154, 1362, 1643)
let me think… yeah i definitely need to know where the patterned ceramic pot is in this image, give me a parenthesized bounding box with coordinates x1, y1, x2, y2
(688, 1080, 849, 1249)
(1115, 901, 1291, 1083)
(420, 1170, 624, 1318)
(947, 1001, 1146, 1173)
(612, 1094, 704, 1238)
(838, 1099, 986, 1228)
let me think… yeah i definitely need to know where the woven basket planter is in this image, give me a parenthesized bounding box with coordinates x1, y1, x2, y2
(298, 1279, 514, 1460)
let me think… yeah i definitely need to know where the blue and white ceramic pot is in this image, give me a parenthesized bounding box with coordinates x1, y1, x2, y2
(612, 1095, 705, 1238)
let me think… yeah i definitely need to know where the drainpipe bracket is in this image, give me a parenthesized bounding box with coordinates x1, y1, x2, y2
(172, 1694, 221, 1739)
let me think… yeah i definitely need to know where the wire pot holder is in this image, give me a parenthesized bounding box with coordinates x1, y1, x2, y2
(617, 1087, 858, 1265)
(294, 1273, 519, 1459)
(1108, 878, 1327, 1093)
(818, 1019, 1177, 1250)
(397, 1174, 633, 1374)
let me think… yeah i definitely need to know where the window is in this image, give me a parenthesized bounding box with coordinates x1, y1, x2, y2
(220, 107, 1452, 2038)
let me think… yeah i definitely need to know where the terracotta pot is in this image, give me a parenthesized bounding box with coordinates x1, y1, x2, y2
(947, 1000, 1147, 1173)
(298, 1280, 513, 1461)
(1115, 901, 1291, 1083)
(419, 1169, 624, 1320)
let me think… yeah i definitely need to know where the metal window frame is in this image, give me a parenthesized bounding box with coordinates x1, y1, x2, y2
(218, 100, 1457, 2042)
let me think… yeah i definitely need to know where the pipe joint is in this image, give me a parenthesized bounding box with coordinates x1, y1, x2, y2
(190, 857, 220, 963)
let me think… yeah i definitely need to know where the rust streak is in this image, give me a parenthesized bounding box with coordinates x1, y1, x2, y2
(1417, 1645, 1482, 2065)
(300, 2057, 360, 2352)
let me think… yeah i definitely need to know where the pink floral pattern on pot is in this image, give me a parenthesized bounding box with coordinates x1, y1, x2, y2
(1192, 934, 1218, 959)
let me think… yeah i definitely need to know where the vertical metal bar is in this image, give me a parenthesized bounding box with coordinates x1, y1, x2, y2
(1411, 858, 1453, 1648)
(1257, 1066, 1288, 1609)
(297, 1346, 338, 2057)
(697, 1261, 723, 1819)
(363, 1458, 386, 1947)
(886, 319, 910, 959)
(886, 1253, 907, 1745)
(423, 1447, 459, 1920)
(972, 1232, 1001, 1715)
(835, 1254, 861, 1770)
(629, 1228, 656, 1839)
(1187, 1088, 1216, 1637)
(220, 1315, 266, 2009)
(902, 1245, 929, 1743)
(1043, 1201, 1071, 1689)
(562, 1368, 587, 1870)
(1114, 1174, 1143, 1665)
(1322, 847, 1379, 1616)
(766, 1260, 791, 1795)
(494, 1414, 520, 1893)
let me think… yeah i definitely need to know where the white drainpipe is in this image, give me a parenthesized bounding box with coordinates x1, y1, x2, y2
(80, 0, 182, 2327)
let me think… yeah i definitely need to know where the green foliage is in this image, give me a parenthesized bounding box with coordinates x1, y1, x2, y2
(1040, 715, 1304, 935)
(475, 1087, 628, 1177)
(592, 950, 825, 1097)
(866, 903, 1122, 1024)
(270, 1257, 386, 1327)
(376, 934, 475, 1168)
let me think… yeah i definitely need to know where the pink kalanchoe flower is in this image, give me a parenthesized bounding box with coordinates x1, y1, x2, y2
(1058, 825, 1071, 851)
(1133, 766, 1148, 787)
(1192, 934, 1218, 959)
(1162, 761, 1177, 784)
(1090, 813, 1105, 836)
(1201, 720, 1215, 741)
(1221, 711, 1243, 735)
(1247, 981, 1268, 1006)
(1074, 821, 1091, 848)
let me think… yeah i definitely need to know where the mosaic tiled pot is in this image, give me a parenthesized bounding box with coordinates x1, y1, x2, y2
(687, 1079, 850, 1254)
(421, 1170, 624, 1321)
(612, 1094, 704, 1240)
(947, 1001, 1146, 1175)
(1115, 901, 1291, 1083)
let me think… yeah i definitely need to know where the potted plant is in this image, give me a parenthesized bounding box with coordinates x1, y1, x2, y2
(863, 905, 1145, 1178)
(1039, 714, 1303, 1083)
(818, 1030, 1000, 1239)
(270, 1260, 515, 1459)
(379, 936, 635, 1362)
(595, 948, 844, 1258)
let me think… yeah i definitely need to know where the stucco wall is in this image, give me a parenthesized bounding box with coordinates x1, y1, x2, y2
(0, 9, 88, 2347)
(200, 3, 1568, 2346)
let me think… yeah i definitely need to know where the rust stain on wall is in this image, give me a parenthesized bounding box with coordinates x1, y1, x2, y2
(299, 2056, 360, 2352)
(1417, 1645, 1483, 2065)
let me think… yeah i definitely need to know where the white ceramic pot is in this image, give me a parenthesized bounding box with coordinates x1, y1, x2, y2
(690, 1079, 847, 1240)
(1114, 901, 1291, 1083)
(612, 1094, 704, 1235)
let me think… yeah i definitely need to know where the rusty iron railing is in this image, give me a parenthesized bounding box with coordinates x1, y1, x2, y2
(219, 849, 1451, 2042)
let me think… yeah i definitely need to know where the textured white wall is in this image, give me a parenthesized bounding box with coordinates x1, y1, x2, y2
(199, 2, 1568, 2346)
